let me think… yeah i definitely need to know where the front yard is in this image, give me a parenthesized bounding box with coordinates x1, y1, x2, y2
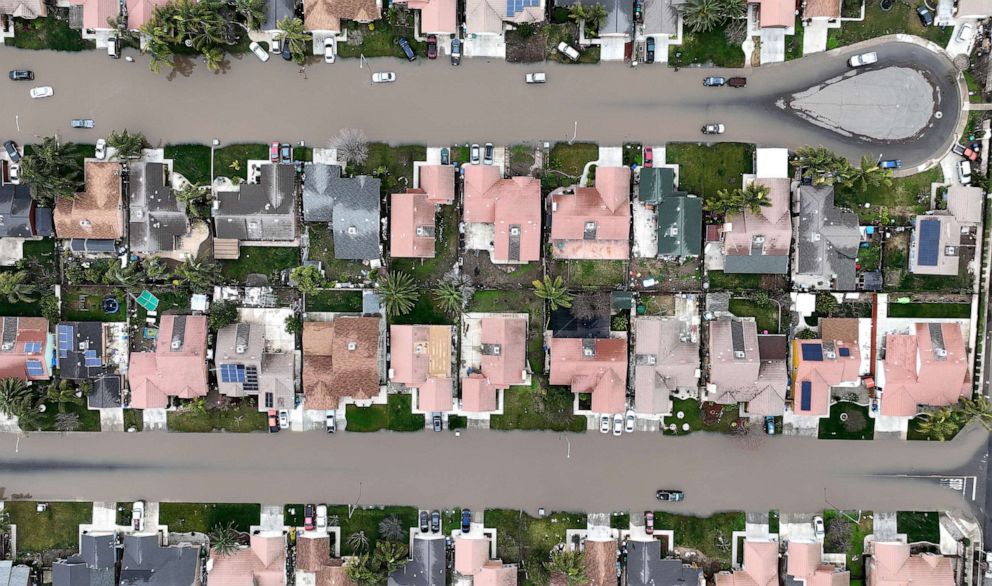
(665, 143, 754, 199)
(11, 13, 93, 51)
(818, 402, 874, 440)
(165, 144, 212, 186)
(61, 287, 126, 322)
(828, 2, 953, 49)
(897, 511, 940, 544)
(336, 9, 424, 59)
(823, 510, 872, 579)
(220, 246, 300, 283)
(350, 143, 426, 192)
(215, 144, 269, 181)
(35, 401, 102, 432)
(662, 398, 741, 436)
(4, 501, 92, 557)
(345, 393, 425, 432)
(158, 503, 261, 533)
(674, 26, 745, 67)
(490, 381, 587, 432)
(326, 505, 419, 554)
(651, 511, 745, 568)
(834, 167, 939, 224)
(544, 142, 598, 191)
(166, 399, 268, 433)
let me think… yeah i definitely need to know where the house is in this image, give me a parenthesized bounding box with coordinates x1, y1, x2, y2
(68, 0, 118, 34)
(0, 0, 45, 19)
(295, 533, 353, 586)
(213, 164, 298, 247)
(791, 318, 862, 418)
(392, 0, 456, 34)
(550, 305, 611, 339)
(0, 317, 50, 381)
(0, 184, 53, 238)
(642, 0, 685, 38)
(390, 190, 438, 259)
(129, 162, 198, 258)
(303, 317, 382, 411)
(215, 322, 295, 411)
(303, 0, 380, 34)
(53, 533, 116, 586)
(56, 322, 124, 410)
(453, 533, 516, 583)
(550, 167, 631, 260)
(722, 149, 791, 275)
(957, 0, 992, 18)
(415, 164, 456, 205)
(120, 534, 201, 586)
(583, 539, 618, 586)
(463, 165, 542, 264)
(557, 0, 632, 37)
(749, 0, 795, 27)
(877, 322, 970, 417)
(124, 0, 172, 30)
(866, 541, 954, 586)
(802, 0, 839, 20)
(388, 536, 446, 586)
(637, 167, 702, 259)
(633, 315, 699, 417)
(708, 319, 787, 416)
(909, 214, 962, 276)
(946, 184, 984, 228)
(0, 561, 30, 586)
(207, 532, 285, 586)
(626, 540, 704, 586)
(786, 541, 850, 585)
(549, 335, 628, 414)
(460, 313, 529, 415)
(128, 314, 208, 409)
(302, 164, 381, 262)
(390, 324, 455, 413)
(715, 538, 779, 586)
(55, 161, 124, 250)
(465, 0, 543, 36)
(794, 185, 860, 291)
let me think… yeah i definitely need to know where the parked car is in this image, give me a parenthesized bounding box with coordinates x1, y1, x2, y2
(107, 37, 119, 58)
(278, 409, 289, 429)
(280, 41, 292, 61)
(269, 141, 280, 163)
(643, 146, 653, 167)
(8, 70, 33, 81)
(953, 143, 979, 161)
(420, 510, 430, 533)
(728, 76, 747, 87)
(461, 509, 472, 533)
(71, 119, 94, 129)
(432, 412, 443, 432)
(430, 510, 441, 533)
(556, 41, 580, 61)
(645, 37, 655, 63)
(701, 123, 725, 134)
(655, 490, 685, 502)
(450, 38, 461, 65)
(95, 139, 107, 160)
(249, 41, 270, 62)
(267, 409, 279, 432)
(132, 501, 145, 532)
(470, 144, 481, 164)
(398, 37, 416, 61)
(325, 409, 336, 433)
(525, 72, 546, 84)
(427, 35, 438, 59)
(848, 51, 877, 67)
(916, 5, 933, 26)
(484, 143, 494, 165)
(644, 511, 654, 534)
(634, 0, 643, 21)
(316, 504, 328, 531)
(304, 504, 315, 531)
(624, 410, 635, 433)
(441, 147, 450, 165)
(599, 414, 610, 433)
(703, 76, 726, 87)
(765, 415, 776, 435)
(29, 86, 53, 99)
(279, 143, 292, 164)
(812, 515, 825, 539)
(612, 413, 623, 437)
(372, 71, 396, 83)
(879, 159, 901, 169)
(958, 22, 975, 43)
(959, 160, 973, 185)
(323, 38, 335, 63)
(270, 38, 282, 54)
(8, 164, 19, 185)
(4, 140, 20, 163)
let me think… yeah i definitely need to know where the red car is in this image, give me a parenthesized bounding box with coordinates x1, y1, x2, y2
(267, 409, 279, 433)
(304, 504, 315, 531)
(643, 146, 653, 168)
(269, 141, 280, 163)
(644, 511, 654, 535)
(427, 35, 438, 59)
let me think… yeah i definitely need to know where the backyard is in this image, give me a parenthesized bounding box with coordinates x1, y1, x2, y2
(345, 393, 425, 432)
(484, 509, 587, 583)
(728, 297, 782, 334)
(306, 290, 364, 313)
(166, 400, 268, 433)
(388, 291, 450, 326)
(550, 259, 627, 289)
(220, 246, 300, 283)
(818, 402, 874, 440)
(665, 143, 754, 199)
(134, 289, 192, 321)
(828, 2, 953, 49)
(708, 271, 787, 292)
(886, 302, 971, 318)
(158, 503, 261, 533)
(61, 287, 127, 322)
(3, 501, 92, 556)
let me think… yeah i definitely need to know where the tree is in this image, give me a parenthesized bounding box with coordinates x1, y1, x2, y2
(815, 293, 838, 316)
(45, 379, 83, 413)
(332, 129, 370, 167)
(374, 541, 408, 575)
(795, 328, 818, 340)
(570, 293, 610, 320)
(703, 188, 742, 217)
(544, 549, 587, 586)
(568, 2, 607, 31)
(738, 181, 771, 215)
(291, 265, 324, 296)
(0, 272, 37, 304)
(0, 378, 31, 419)
(532, 275, 573, 311)
(175, 183, 213, 218)
(276, 17, 311, 65)
(378, 272, 419, 318)
(960, 396, 992, 431)
(55, 412, 80, 432)
(347, 530, 370, 553)
(175, 256, 222, 293)
(795, 146, 854, 186)
(916, 407, 960, 441)
(209, 301, 240, 332)
(846, 154, 893, 193)
(104, 263, 143, 288)
(209, 521, 240, 557)
(233, 0, 266, 30)
(285, 314, 303, 335)
(567, 2, 588, 22)
(344, 541, 409, 586)
(433, 278, 465, 316)
(344, 555, 380, 586)
(17, 136, 82, 205)
(680, 0, 723, 33)
(107, 129, 147, 160)
(717, 0, 746, 19)
(142, 257, 173, 282)
(378, 515, 406, 542)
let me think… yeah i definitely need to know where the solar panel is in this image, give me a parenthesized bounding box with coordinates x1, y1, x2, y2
(800, 381, 812, 411)
(219, 363, 246, 384)
(57, 325, 72, 359)
(25, 359, 43, 376)
(839, 347, 850, 357)
(506, 0, 514, 16)
(84, 349, 101, 368)
(244, 366, 259, 392)
(917, 218, 940, 267)
(23, 341, 41, 354)
(801, 343, 823, 361)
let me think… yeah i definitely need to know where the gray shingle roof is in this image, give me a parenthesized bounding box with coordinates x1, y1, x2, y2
(53, 534, 117, 586)
(626, 540, 704, 586)
(214, 164, 298, 242)
(0, 561, 30, 586)
(388, 537, 445, 586)
(0, 184, 37, 237)
(724, 254, 790, 274)
(129, 162, 189, 254)
(262, 0, 296, 30)
(120, 535, 199, 586)
(643, 0, 684, 35)
(303, 163, 381, 260)
(657, 195, 702, 258)
(796, 185, 860, 290)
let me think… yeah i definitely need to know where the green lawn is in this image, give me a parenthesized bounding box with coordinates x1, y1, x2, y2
(666, 143, 754, 199)
(327, 505, 419, 554)
(674, 26, 744, 67)
(490, 381, 587, 432)
(306, 290, 364, 312)
(835, 167, 940, 223)
(823, 510, 872, 578)
(662, 398, 740, 436)
(124, 408, 144, 432)
(349, 143, 426, 192)
(158, 503, 260, 533)
(215, 144, 269, 181)
(166, 400, 267, 433)
(557, 260, 627, 288)
(221, 246, 300, 282)
(388, 291, 450, 326)
(165, 144, 212, 186)
(345, 393, 425, 432)
(484, 509, 587, 583)
(390, 203, 458, 281)
(11, 15, 93, 51)
(828, 2, 953, 49)
(34, 401, 102, 432)
(549, 143, 599, 177)
(897, 511, 940, 544)
(728, 298, 780, 334)
(785, 17, 805, 60)
(0, 297, 44, 317)
(707, 271, 763, 291)
(965, 70, 983, 103)
(61, 287, 126, 322)
(22, 239, 56, 267)
(305, 223, 369, 284)
(886, 303, 971, 319)
(336, 17, 425, 59)
(4, 501, 92, 554)
(818, 402, 874, 440)
(651, 511, 745, 568)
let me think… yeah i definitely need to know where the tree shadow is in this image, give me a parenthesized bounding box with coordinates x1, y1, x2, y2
(166, 55, 196, 80)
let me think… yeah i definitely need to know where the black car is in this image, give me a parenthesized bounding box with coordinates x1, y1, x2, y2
(419, 510, 430, 533)
(432, 412, 443, 432)
(916, 5, 933, 26)
(656, 489, 685, 502)
(279, 143, 292, 164)
(8, 70, 33, 81)
(3, 140, 20, 163)
(430, 510, 441, 533)
(461, 509, 472, 533)
(398, 37, 416, 61)
(281, 41, 292, 61)
(645, 37, 655, 64)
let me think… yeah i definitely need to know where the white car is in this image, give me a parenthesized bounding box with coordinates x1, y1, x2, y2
(8, 164, 19, 185)
(847, 51, 877, 67)
(556, 41, 580, 61)
(958, 22, 974, 43)
(95, 139, 107, 160)
(316, 504, 328, 531)
(599, 414, 610, 434)
(612, 413, 623, 437)
(959, 160, 972, 185)
(278, 409, 289, 429)
(813, 515, 825, 540)
(132, 501, 145, 532)
(249, 41, 270, 62)
(701, 123, 725, 135)
(624, 410, 635, 433)
(372, 71, 396, 83)
(470, 144, 480, 164)
(29, 86, 53, 99)
(325, 409, 336, 433)
(323, 38, 336, 63)
(525, 72, 546, 84)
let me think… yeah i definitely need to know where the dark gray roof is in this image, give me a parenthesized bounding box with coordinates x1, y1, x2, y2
(262, 0, 296, 30)
(214, 164, 298, 242)
(0, 184, 37, 237)
(88, 376, 122, 409)
(797, 185, 860, 290)
(69, 239, 117, 253)
(35, 208, 54, 237)
(57, 322, 108, 380)
(0, 561, 31, 586)
(657, 195, 702, 258)
(643, 0, 684, 35)
(120, 535, 199, 586)
(53, 535, 117, 586)
(724, 254, 789, 274)
(860, 270, 882, 291)
(82, 533, 117, 569)
(129, 163, 189, 254)
(626, 540, 704, 586)
(550, 305, 610, 339)
(556, 0, 632, 34)
(388, 536, 445, 586)
(303, 163, 381, 260)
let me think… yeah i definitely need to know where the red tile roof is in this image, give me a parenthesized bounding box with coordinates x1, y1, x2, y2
(125, 0, 170, 29)
(709, 320, 787, 416)
(584, 540, 617, 586)
(0, 317, 49, 381)
(715, 539, 778, 586)
(473, 562, 517, 585)
(54, 161, 124, 240)
(755, 0, 795, 27)
(479, 316, 528, 388)
(787, 542, 850, 586)
(550, 167, 631, 260)
(303, 318, 381, 410)
(128, 315, 208, 409)
(69, 0, 118, 30)
(549, 336, 628, 413)
(880, 323, 970, 417)
(208, 533, 286, 586)
(394, 0, 457, 32)
(454, 536, 491, 576)
(868, 542, 953, 586)
(296, 536, 354, 586)
(803, 0, 838, 18)
(792, 337, 861, 417)
(461, 374, 498, 412)
(418, 164, 455, 204)
(722, 178, 791, 259)
(390, 191, 437, 259)
(418, 376, 454, 412)
(390, 325, 453, 386)
(464, 166, 542, 263)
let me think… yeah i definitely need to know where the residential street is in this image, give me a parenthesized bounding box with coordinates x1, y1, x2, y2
(0, 37, 959, 169)
(0, 425, 985, 514)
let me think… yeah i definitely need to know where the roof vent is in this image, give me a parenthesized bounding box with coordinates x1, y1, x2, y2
(347, 342, 357, 351)
(935, 348, 948, 358)
(348, 226, 357, 235)
(171, 339, 182, 350)
(734, 350, 745, 359)
(235, 344, 246, 354)
(510, 227, 520, 236)
(79, 219, 91, 227)
(811, 233, 821, 242)
(414, 343, 424, 354)
(670, 226, 679, 236)
(1, 342, 12, 351)
(753, 235, 765, 244)
(825, 350, 836, 359)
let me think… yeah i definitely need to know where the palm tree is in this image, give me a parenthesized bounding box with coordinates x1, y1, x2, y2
(17, 136, 81, 205)
(175, 256, 222, 293)
(344, 554, 380, 586)
(107, 129, 147, 160)
(532, 275, 573, 311)
(374, 541, 408, 575)
(585, 2, 608, 30)
(143, 33, 175, 73)
(378, 515, 406, 542)
(377, 272, 419, 318)
(233, 0, 266, 31)
(0, 272, 37, 304)
(175, 183, 212, 217)
(0, 378, 31, 419)
(844, 155, 893, 192)
(104, 263, 143, 288)
(209, 521, 240, 557)
(680, 0, 723, 33)
(567, 2, 588, 22)
(544, 549, 587, 586)
(142, 257, 173, 282)
(795, 145, 851, 185)
(433, 278, 465, 316)
(45, 379, 83, 414)
(916, 407, 960, 441)
(703, 188, 742, 217)
(202, 46, 226, 73)
(735, 180, 772, 233)
(717, 0, 746, 19)
(277, 17, 312, 65)
(960, 396, 992, 431)
(347, 530, 370, 554)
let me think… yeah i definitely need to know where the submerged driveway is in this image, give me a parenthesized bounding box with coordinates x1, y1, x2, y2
(0, 36, 960, 169)
(0, 425, 985, 515)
